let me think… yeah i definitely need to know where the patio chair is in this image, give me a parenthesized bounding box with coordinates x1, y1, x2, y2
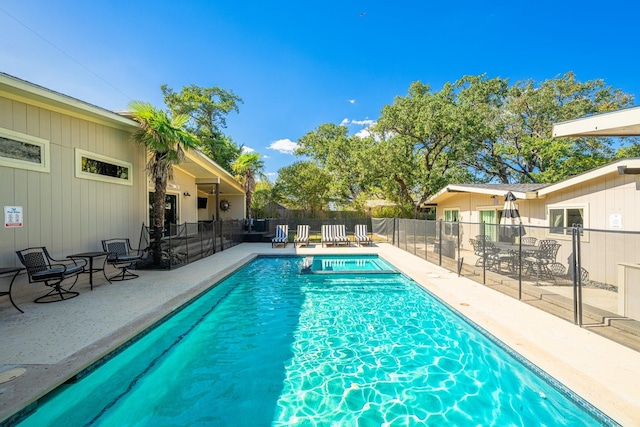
(524, 242, 561, 285)
(16, 247, 86, 303)
(469, 238, 492, 268)
(102, 238, 143, 282)
(321, 225, 334, 247)
(521, 237, 537, 246)
(333, 224, 351, 246)
(271, 225, 289, 248)
(354, 224, 372, 246)
(294, 224, 310, 248)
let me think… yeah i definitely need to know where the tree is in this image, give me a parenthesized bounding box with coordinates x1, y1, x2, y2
(231, 152, 264, 231)
(371, 81, 473, 211)
(296, 123, 370, 204)
(464, 72, 634, 183)
(162, 84, 243, 172)
(129, 101, 199, 267)
(274, 161, 332, 212)
(251, 179, 277, 218)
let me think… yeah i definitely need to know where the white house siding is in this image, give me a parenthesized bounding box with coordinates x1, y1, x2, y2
(433, 171, 640, 288)
(0, 95, 146, 267)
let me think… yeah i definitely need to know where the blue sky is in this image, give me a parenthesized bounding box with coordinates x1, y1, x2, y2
(2, 1, 639, 179)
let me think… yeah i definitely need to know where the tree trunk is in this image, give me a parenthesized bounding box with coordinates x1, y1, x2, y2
(152, 175, 167, 267)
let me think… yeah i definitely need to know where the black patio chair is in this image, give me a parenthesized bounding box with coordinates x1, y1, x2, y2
(102, 238, 143, 282)
(16, 247, 86, 303)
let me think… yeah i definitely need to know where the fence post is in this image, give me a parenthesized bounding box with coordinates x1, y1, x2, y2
(438, 219, 443, 266)
(571, 225, 584, 326)
(481, 221, 486, 284)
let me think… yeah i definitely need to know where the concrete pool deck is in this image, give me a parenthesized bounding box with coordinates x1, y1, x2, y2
(1, 243, 639, 425)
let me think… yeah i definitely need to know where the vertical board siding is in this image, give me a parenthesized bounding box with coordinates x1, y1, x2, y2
(0, 96, 146, 266)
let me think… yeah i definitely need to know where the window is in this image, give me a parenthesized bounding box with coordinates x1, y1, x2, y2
(75, 149, 133, 186)
(548, 205, 586, 237)
(443, 209, 459, 235)
(0, 127, 50, 173)
(444, 209, 459, 222)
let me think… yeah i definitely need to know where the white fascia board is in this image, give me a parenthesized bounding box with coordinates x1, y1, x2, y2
(553, 106, 640, 137)
(538, 158, 640, 196)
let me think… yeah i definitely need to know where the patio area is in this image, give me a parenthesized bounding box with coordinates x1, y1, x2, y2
(1, 243, 640, 426)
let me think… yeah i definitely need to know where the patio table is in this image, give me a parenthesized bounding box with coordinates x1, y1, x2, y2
(67, 252, 109, 290)
(0, 267, 24, 313)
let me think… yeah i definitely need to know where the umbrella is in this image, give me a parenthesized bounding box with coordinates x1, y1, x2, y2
(499, 191, 526, 238)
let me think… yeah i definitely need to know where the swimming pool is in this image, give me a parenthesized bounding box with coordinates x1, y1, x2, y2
(16, 256, 615, 426)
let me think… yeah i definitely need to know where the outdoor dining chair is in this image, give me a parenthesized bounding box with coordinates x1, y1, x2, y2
(102, 238, 143, 282)
(271, 225, 289, 248)
(524, 242, 561, 285)
(16, 247, 86, 303)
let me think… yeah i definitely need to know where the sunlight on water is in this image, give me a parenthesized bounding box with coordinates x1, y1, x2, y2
(17, 257, 611, 426)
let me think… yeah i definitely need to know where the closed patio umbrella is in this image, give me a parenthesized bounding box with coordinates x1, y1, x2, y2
(500, 191, 526, 238)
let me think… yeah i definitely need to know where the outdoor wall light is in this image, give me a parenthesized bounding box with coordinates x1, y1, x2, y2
(183, 192, 191, 197)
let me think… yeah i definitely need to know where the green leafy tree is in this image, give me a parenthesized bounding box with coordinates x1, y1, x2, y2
(161, 84, 243, 172)
(473, 72, 634, 183)
(274, 161, 332, 212)
(231, 152, 264, 230)
(371, 81, 473, 211)
(251, 179, 277, 218)
(296, 123, 370, 203)
(129, 101, 199, 266)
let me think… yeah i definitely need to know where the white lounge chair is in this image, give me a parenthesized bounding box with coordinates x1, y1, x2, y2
(294, 224, 310, 247)
(321, 225, 334, 247)
(354, 224, 372, 246)
(333, 224, 350, 246)
(272, 225, 289, 248)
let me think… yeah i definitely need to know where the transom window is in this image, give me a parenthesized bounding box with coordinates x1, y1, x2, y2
(0, 127, 50, 173)
(75, 148, 133, 186)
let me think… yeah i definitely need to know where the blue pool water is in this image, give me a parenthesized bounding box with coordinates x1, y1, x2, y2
(17, 256, 614, 426)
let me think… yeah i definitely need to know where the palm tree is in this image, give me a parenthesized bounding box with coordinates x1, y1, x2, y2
(231, 152, 264, 232)
(129, 101, 199, 266)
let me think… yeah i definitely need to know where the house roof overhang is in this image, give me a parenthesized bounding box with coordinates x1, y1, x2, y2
(552, 106, 640, 137)
(175, 150, 245, 196)
(0, 72, 139, 131)
(537, 158, 640, 196)
(425, 184, 541, 205)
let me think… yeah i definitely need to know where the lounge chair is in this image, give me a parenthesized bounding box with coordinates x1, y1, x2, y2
(333, 224, 350, 246)
(272, 225, 289, 248)
(321, 225, 334, 247)
(354, 224, 372, 246)
(294, 224, 310, 248)
(102, 238, 143, 282)
(16, 247, 86, 303)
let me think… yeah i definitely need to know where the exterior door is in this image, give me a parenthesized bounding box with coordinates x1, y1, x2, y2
(149, 193, 178, 236)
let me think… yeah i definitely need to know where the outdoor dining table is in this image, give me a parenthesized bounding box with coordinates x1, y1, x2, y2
(67, 251, 109, 290)
(491, 242, 537, 273)
(0, 267, 24, 313)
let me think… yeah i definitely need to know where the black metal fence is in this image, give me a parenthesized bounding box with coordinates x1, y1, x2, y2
(370, 218, 640, 335)
(138, 220, 244, 270)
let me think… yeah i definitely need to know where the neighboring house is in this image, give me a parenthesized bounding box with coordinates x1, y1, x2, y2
(0, 72, 244, 267)
(426, 158, 640, 296)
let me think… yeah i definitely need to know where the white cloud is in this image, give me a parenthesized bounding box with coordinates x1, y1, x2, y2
(348, 99, 356, 104)
(351, 119, 375, 127)
(266, 172, 277, 177)
(340, 118, 349, 126)
(262, 154, 270, 159)
(242, 146, 255, 153)
(268, 138, 298, 154)
(355, 128, 372, 138)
